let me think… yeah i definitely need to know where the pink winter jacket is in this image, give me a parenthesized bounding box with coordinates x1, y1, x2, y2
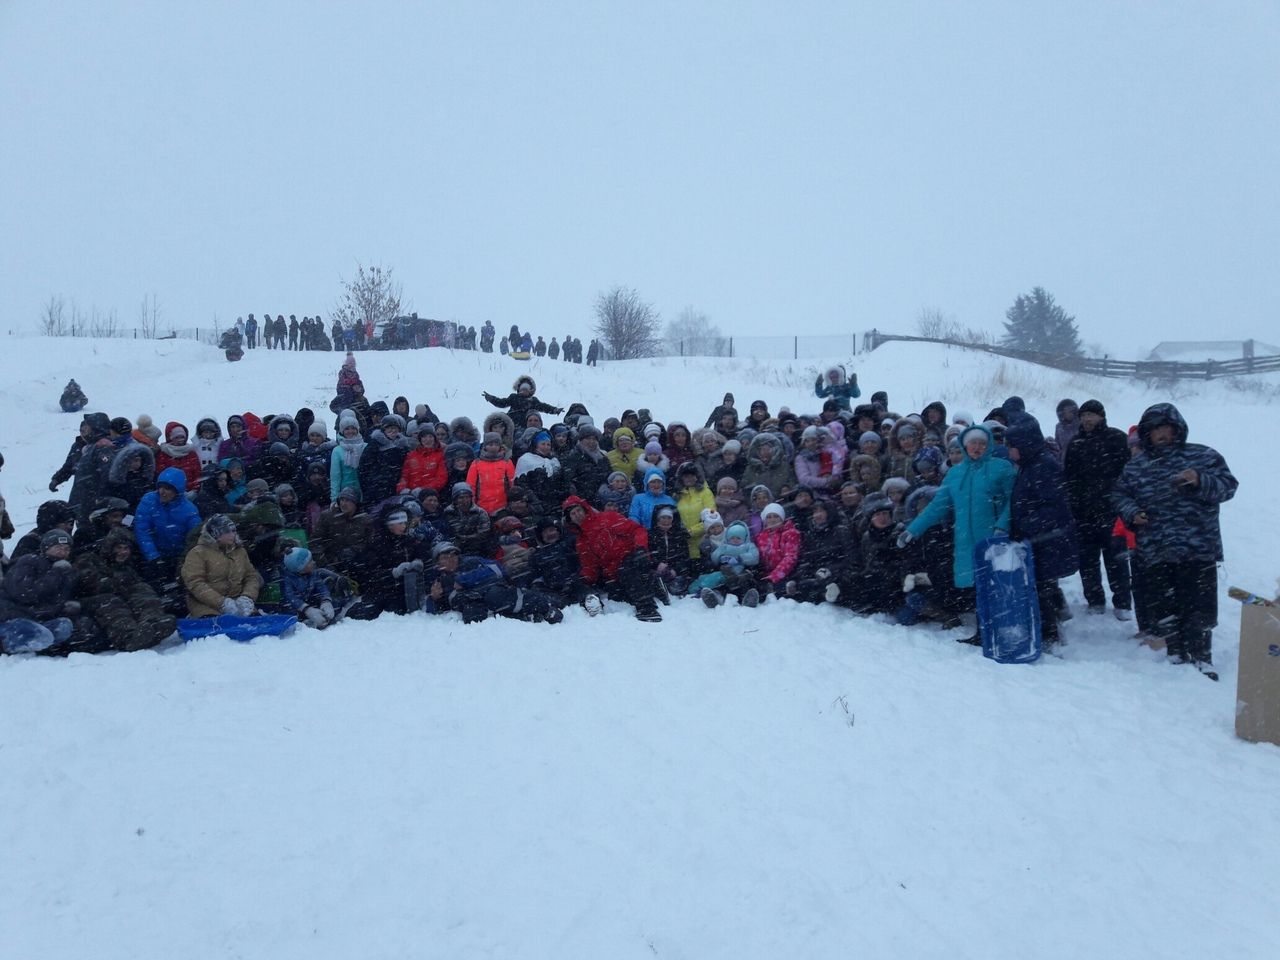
(755, 520, 801, 583)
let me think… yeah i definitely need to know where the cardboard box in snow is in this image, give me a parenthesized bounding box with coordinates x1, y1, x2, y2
(1235, 604, 1280, 746)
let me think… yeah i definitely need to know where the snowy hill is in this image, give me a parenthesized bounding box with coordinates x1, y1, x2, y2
(2, 336, 1278, 960)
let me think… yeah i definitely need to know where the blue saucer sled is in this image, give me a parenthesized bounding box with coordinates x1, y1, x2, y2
(176, 615, 297, 643)
(972, 536, 1042, 664)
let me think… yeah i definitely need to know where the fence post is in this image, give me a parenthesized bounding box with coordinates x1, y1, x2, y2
(729, 337, 734, 358)
(794, 336, 798, 360)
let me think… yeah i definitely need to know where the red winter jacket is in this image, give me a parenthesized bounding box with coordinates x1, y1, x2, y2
(466, 456, 516, 514)
(243, 412, 269, 443)
(154, 420, 203, 490)
(399, 446, 447, 494)
(755, 519, 802, 583)
(563, 495, 649, 583)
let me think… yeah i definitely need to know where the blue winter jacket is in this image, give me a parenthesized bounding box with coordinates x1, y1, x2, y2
(1111, 403, 1237, 563)
(133, 467, 201, 561)
(906, 424, 1016, 588)
(628, 469, 677, 528)
(422, 556, 505, 614)
(282, 568, 331, 613)
(1006, 416, 1079, 582)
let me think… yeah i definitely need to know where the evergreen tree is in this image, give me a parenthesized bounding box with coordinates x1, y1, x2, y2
(1000, 287, 1083, 357)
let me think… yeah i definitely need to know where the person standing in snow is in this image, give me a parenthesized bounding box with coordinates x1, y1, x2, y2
(898, 423, 1016, 645)
(1111, 403, 1237, 678)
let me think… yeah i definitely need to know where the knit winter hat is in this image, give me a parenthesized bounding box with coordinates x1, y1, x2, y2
(432, 541, 460, 559)
(268, 442, 292, 457)
(1080, 399, 1106, 418)
(205, 514, 236, 538)
(451, 482, 474, 500)
(722, 439, 742, 455)
(41, 529, 72, 550)
(801, 425, 821, 441)
(533, 431, 552, 446)
(643, 422, 663, 439)
(283, 547, 313, 573)
(606, 471, 629, 486)
(381, 414, 406, 432)
(245, 478, 270, 494)
(338, 413, 360, 433)
(951, 410, 973, 426)
(384, 509, 409, 526)
(897, 424, 918, 440)
(136, 414, 154, 430)
(654, 506, 676, 521)
(338, 486, 360, 504)
(274, 483, 296, 499)
(644, 441, 663, 456)
(760, 503, 786, 522)
(576, 424, 601, 440)
(859, 431, 880, 446)
(699, 508, 723, 529)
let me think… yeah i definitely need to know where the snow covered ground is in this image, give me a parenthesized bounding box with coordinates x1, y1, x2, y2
(2, 336, 1278, 959)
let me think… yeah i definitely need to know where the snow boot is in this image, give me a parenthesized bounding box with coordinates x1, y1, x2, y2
(823, 582, 840, 603)
(700, 588, 722, 609)
(741, 588, 760, 608)
(583, 594, 604, 617)
(635, 601, 662, 623)
(655, 578, 671, 606)
(1114, 607, 1133, 622)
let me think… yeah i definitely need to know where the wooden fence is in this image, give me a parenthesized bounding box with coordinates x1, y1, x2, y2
(865, 333, 1280, 380)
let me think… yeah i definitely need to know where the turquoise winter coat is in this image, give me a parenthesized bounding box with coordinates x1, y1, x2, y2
(906, 424, 1015, 588)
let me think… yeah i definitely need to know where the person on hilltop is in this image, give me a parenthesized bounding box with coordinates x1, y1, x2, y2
(1111, 403, 1237, 679)
(483, 375, 563, 427)
(814, 364, 860, 412)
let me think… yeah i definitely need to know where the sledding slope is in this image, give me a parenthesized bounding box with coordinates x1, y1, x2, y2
(2, 336, 1278, 960)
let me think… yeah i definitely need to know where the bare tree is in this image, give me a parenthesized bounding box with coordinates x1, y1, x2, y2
(663, 306, 727, 357)
(916, 306, 960, 340)
(333, 263, 404, 338)
(915, 305, 992, 346)
(138, 293, 162, 338)
(88, 306, 120, 338)
(593, 286, 661, 360)
(40, 295, 68, 336)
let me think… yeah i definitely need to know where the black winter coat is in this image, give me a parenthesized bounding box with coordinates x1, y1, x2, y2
(1064, 422, 1129, 525)
(0, 554, 73, 622)
(357, 431, 409, 506)
(1007, 418, 1079, 582)
(561, 446, 612, 505)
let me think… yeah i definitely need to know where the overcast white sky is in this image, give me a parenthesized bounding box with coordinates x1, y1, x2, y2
(2, 1, 1277, 355)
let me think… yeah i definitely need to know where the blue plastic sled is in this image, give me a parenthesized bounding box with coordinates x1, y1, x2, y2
(176, 614, 297, 643)
(972, 536, 1041, 664)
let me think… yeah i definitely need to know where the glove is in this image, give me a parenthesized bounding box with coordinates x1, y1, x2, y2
(815, 568, 831, 581)
(235, 595, 255, 616)
(392, 562, 409, 579)
(49, 480, 60, 492)
(220, 598, 239, 616)
(302, 606, 329, 628)
(62, 600, 82, 616)
(896, 530, 914, 549)
(902, 574, 916, 593)
(52, 559, 73, 571)
(554, 407, 565, 414)
(408, 559, 424, 572)
(914, 573, 931, 587)
(319, 600, 335, 620)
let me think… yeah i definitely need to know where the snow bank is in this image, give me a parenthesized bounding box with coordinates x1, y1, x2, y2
(2, 335, 1278, 959)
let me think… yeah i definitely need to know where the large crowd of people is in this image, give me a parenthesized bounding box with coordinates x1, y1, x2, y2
(218, 314, 600, 363)
(0, 357, 1237, 680)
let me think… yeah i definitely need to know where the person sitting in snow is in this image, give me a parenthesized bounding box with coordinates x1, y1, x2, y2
(59, 379, 88, 413)
(562, 495, 663, 621)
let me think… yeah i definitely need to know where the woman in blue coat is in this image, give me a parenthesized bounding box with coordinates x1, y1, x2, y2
(901, 423, 1015, 642)
(1005, 415, 1078, 646)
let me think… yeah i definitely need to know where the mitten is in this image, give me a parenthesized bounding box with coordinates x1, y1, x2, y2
(220, 598, 239, 616)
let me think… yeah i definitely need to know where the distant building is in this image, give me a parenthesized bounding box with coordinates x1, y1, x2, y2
(1146, 339, 1280, 361)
